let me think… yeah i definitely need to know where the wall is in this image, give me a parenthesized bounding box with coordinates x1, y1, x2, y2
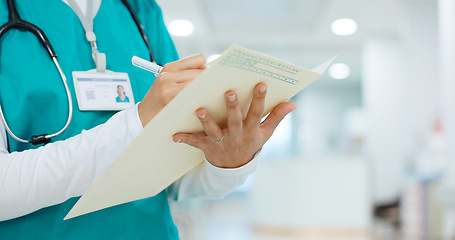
(362, 0, 439, 204)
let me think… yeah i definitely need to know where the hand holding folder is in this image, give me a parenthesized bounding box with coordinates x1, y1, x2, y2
(65, 45, 337, 219)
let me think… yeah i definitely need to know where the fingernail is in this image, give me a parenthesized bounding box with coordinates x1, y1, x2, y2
(198, 113, 207, 119)
(174, 137, 183, 143)
(228, 94, 236, 102)
(259, 85, 267, 93)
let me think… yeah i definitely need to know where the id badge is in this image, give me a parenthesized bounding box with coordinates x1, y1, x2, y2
(73, 71, 135, 111)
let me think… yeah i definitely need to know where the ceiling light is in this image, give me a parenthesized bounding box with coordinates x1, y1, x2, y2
(329, 63, 350, 79)
(168, 19, 194, 37)
(331, 19, 357, 36)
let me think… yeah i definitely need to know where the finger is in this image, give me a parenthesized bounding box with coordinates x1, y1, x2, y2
(173, 132, 209, 151)
(195, 108, 224, 143)
(158, 69, 203, 84)
(245, 83, 267, 128)
(260, 102, 296, 139)
(162, 54, 206, 72)
(225, 90, 243, 139)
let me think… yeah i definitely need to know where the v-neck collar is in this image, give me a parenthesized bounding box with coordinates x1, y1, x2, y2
(31, 0, 107, 37)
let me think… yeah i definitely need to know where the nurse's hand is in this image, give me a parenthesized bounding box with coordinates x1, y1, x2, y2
(172, 83, 296, 168)
(138, 54, 206, 127)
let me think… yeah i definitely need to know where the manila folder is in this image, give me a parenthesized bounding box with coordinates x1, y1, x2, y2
(65, 45, 336, 219)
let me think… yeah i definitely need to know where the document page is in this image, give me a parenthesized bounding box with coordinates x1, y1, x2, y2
(65, 45, 336, 219)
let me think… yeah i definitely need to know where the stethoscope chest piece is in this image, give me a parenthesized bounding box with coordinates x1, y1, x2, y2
(0, 0, 73, 145)
(0, 0, 154, 145)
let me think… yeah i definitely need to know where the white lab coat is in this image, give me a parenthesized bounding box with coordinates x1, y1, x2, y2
(0, 104, 258, 221)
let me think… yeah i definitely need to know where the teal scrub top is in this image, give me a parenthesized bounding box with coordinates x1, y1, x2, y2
(0, 0, 180, 239)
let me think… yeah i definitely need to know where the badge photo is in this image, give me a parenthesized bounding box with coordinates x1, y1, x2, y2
(73, 71, 135, 111)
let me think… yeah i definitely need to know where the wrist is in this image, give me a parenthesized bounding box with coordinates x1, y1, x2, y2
(137, 101, 158, 127)
(206, 150, 258, 169)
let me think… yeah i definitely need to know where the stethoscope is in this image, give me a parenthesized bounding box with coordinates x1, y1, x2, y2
(0, 0, 154, 145)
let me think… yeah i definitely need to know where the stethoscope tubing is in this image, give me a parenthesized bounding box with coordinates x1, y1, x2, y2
(120, 0, 154, 63)
(0, 57, 73, 144)
(0, 0, 57, 58)
(48, 57, 73, 140)
(0, 0, 72, 144)
(0, 0, 154, 145)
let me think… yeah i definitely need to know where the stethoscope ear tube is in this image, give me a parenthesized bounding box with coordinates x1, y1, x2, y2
(0, 0, 152, 145)
(121, 0, 154, 63)
(0, 57, 72, 145)
(0, 0, 72, 145)
(26, 22, 57, 59)
(0, 0, 57, 59)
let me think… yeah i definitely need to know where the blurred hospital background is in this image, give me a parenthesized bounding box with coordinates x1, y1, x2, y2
(155, 0, 455, 239)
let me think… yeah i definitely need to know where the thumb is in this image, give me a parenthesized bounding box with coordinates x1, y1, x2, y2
(173, 133, 208, 151)
(260, 102, 296, 139)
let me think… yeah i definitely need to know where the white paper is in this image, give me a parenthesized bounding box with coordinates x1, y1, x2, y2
(65, 45, 336, 219)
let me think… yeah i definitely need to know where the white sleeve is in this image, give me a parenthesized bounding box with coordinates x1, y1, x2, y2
(167, 152, 260, 201)
(0, 105, 259, 221)
(0, 105, 142, 221)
